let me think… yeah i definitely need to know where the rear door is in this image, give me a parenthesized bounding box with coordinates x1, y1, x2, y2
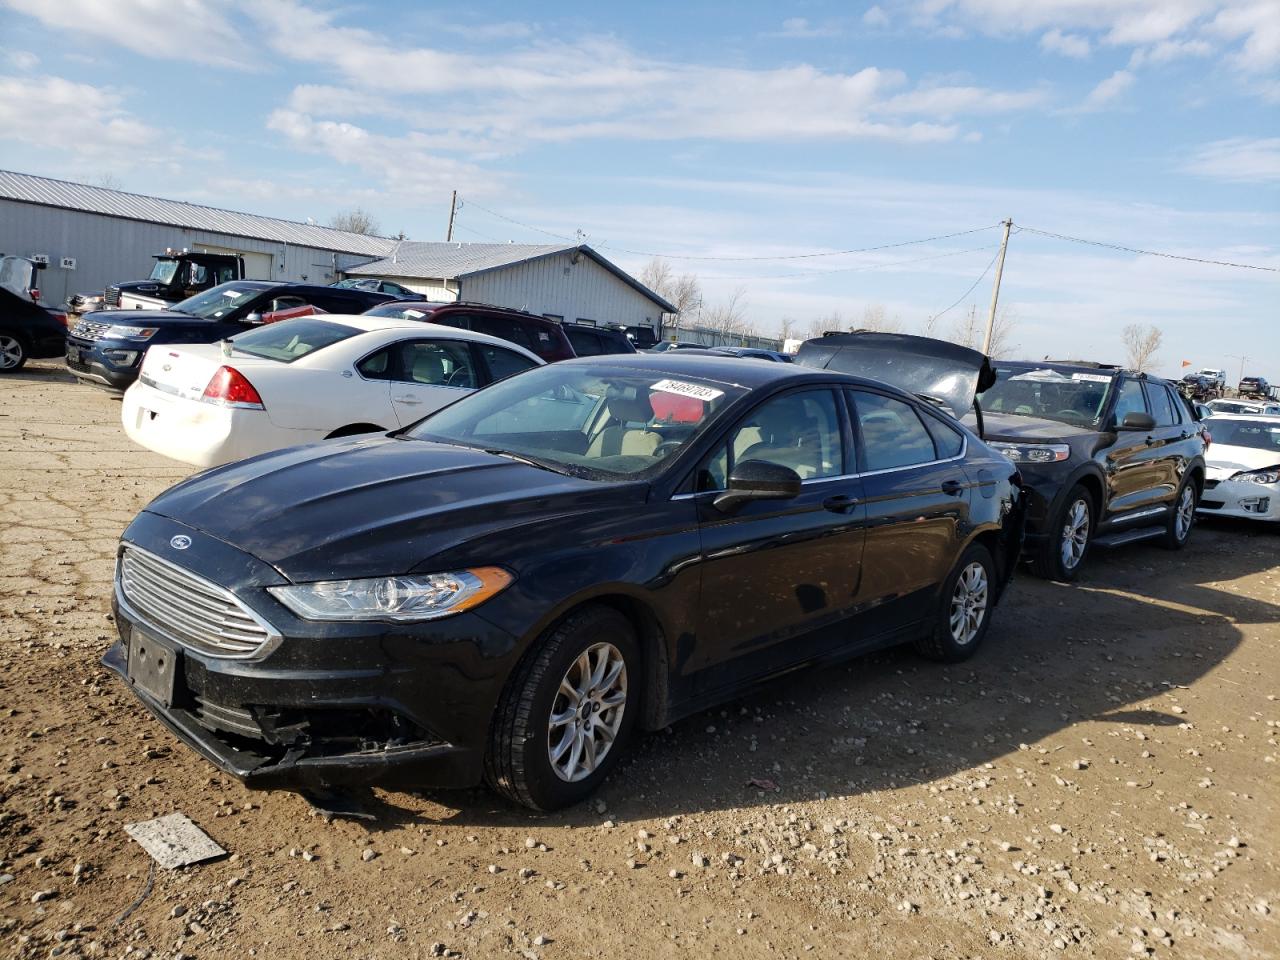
(848, 389, 972, 635)
(690, 387, 866, 692)
(386, 338, 479, 426)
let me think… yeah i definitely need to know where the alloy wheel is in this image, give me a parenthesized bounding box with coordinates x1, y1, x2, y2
(1175, 485, 1195, 541)
(547, 642, 627, 783)
(0, 336, 23, 370)
(1060, 498, 1090, 570)
(949, 561, 989, 646)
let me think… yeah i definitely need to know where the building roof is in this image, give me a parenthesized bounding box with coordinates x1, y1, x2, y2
(345, 241, 678, 314)
(0, 169, 398, 258)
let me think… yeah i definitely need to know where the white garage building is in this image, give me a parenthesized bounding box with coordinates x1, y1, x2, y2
(341, 242, 674, 342)
(0, 169, 398, 305)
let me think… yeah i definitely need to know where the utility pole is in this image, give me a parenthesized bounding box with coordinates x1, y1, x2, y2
(445, 190, 457, 242)
(1226, 353, 1249, 388)
(982, 218, 1013, 356)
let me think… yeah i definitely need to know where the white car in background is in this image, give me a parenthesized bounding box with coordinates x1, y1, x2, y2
(1204, 397, 1280, 417)
(122, 315, 543, 467)
(1197, 415, 1280, 524)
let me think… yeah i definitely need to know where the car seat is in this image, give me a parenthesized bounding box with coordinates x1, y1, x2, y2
(587, 391, 662, 458)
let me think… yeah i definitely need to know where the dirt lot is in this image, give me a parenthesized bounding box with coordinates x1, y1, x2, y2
(1, 358, 1277, 960)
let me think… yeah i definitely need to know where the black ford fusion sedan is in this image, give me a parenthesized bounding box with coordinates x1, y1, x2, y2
(104, 346, 1024, 810)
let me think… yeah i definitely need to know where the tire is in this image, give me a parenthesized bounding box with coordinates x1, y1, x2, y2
(484, 604, 642, 811)
(915, 542, 996, 663)
(0, 332, 28, 373)
(1032, 484, 1093, 581)
(1160, 477, 1198, 550)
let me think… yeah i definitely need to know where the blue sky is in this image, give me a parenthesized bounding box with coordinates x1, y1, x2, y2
(1, 0, 1276, 375)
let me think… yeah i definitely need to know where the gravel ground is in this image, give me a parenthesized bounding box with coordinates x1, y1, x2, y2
(1, 358, 1277, 960)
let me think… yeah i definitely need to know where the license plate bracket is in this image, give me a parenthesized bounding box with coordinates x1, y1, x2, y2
(128, 628, 180, 707)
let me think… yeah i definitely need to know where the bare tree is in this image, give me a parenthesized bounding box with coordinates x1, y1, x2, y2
(950, 305, 982, 350)
(640, 257, 702, 328)
(94, 172, 124, 190)
(778, 316, 797, 342)
(1122, 323, 1163, 372)
(858, 303, 902, 333)
(948, 304, 1018, 358)
(703, 287, 749, 340)
(329, 208, 382, 236)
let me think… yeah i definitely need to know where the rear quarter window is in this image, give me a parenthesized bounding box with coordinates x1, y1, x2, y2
(230, 319, 360, 362)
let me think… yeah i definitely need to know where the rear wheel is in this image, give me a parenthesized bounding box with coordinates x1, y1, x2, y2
(0, 333, 28, 373)
(915, 542, 995, 663)
(1032, 484, 1093, 581)
(324, 423, 385, 439)
(1160, 478, 1198, 550)
(485, 605, 641, 811)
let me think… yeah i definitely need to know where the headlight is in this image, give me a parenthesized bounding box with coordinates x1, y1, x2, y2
(104, 324, 159, 340)
(988, 442, 1071, 464)
(1232, 467, 1280, 485)
(268, 567, 513, 622)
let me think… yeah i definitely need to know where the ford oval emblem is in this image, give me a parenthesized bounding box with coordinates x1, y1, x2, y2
(170, 535, 192, 550)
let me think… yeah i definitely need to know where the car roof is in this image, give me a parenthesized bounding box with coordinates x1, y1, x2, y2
(1203, 412, 1280, 420)
(290, 314, 544, 360)
(558, 350, 889, 392)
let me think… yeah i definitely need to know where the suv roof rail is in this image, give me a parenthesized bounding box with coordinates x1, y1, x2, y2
(435, 300, 562, 323)
(1041, 359, 1121, 369)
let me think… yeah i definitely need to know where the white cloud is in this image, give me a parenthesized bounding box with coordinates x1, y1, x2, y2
(0, 0, 250, 68)
(883, 84, 1048, 116)
(1040, 29, 1091, 58)
(1206, 1, 1280, 72)
(1183, 137, 1280, 183)
(776, 18, 841, 39)
(1077, 69, 1135, 111)
(0, 74, 163, 160)
(863, 6, 891, 28)
(5, 50, 39, 70)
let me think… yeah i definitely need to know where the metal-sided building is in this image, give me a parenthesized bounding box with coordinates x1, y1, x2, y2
(0, 169, 396, 306)
(341, 242, 675, 342)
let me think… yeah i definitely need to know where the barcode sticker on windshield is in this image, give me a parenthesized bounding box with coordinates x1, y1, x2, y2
(223, 290, 242, 299)
(1071, 373, 1110, 383)
(651, 379, 724, 402)
(404, 309, 425, 319)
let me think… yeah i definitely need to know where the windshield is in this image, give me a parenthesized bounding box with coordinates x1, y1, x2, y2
(229, 318, 360, 363)
(148, 260, 180, 285)
(0, 256, 35, 298)
(1205, 418, 1280, 454)
(364, 302, 437, 320)
(170, 282, 264, 319)
(407, 364, 746, 479)
(982, 365, 1115, 426)
(1208, 400, 1261, 414)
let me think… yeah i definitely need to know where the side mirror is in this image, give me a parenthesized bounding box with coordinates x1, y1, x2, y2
(1119, 411, 1155, 431)
(713, 459, 802, 512)
(245, 312, 264, 325)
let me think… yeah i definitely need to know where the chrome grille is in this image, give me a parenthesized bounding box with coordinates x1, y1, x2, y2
(104, 286, 120, 307)
(119, 546, 276, 658)
(73, 319, 110, 340)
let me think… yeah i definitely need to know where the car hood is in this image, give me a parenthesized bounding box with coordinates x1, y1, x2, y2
(80, 308, 200, 325)
(1206, 444, 1280, 480)
(794, 332, 994, 418)
(142, 436, 643, 581)
(970, 411, 1097, 442)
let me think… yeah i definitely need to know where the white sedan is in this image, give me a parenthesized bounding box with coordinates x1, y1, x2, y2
(122, 315, 543, 467)
(1197, 415, 1280, 523)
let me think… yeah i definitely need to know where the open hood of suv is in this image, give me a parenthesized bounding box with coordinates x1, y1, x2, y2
(795, 332, 995, 419)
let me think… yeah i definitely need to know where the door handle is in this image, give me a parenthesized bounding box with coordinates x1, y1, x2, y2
(822, 495, 859, 513)
(394, 396, 423, 405)
(941, 479, 965, 496)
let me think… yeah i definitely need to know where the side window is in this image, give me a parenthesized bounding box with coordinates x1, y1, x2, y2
(566, 328, 602, 356)
(479, 344, 538, 383)
(189, 263, 209, 286)
(852, 391, 937, 471)
(697, 442, 729, 492)
(1113, 378, 1148, 424)
(396, 340, 475, 388)
(213, 263, 238, 284)
(472, 315, 534, 350)
(706, 389, 844, 484)
(356, 349, 392, 380)
(1146, 382, 1175, 426)
(923, 412, 965, 459)
(1164, 385, 1185, 424)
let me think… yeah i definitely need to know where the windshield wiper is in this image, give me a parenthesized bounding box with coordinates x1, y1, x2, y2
(481, 448, 568, 475)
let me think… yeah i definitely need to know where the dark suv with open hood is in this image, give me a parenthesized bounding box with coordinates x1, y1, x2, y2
(976, 361, 1208, 580)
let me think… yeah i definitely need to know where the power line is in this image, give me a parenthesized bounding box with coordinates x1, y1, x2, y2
(459, 197, 1000, 262)
(1017, 224, 1279, 274)
(706, 242, 999, 282)
(928, 247, 1003, 324)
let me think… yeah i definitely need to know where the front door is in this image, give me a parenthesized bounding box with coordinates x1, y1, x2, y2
(1105, 377, 1166, 515)
(387, 339, 479, 426)
(690, 388, 866, 693)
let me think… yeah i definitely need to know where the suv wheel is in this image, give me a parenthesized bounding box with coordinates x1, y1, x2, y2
(915, 542, 995, 663)
(0, 332, 28, 373)
(1160, 479, 1198, 550)
(485, 605, 641, 811)
(1033, 484, 1093, 581)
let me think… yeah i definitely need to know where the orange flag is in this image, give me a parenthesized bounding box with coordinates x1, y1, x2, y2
(1181, 360, 1192, 367)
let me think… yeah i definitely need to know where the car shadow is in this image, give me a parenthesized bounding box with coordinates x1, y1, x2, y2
(2, 359, 78, 385)
(346, 524, 1277, 828)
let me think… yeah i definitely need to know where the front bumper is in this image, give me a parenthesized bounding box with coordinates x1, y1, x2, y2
(1197, 478, 1280, 523)
(65, 335, 144, 390)
(102, 514, 521, 790)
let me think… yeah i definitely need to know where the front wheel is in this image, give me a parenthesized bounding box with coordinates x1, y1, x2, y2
(484, 605, 641, 811)
(915, 542, 996, 663)
(1032, 484, 1093, 581)
(0, 333, 28, 373)
(1160, 479, 1198, 550)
